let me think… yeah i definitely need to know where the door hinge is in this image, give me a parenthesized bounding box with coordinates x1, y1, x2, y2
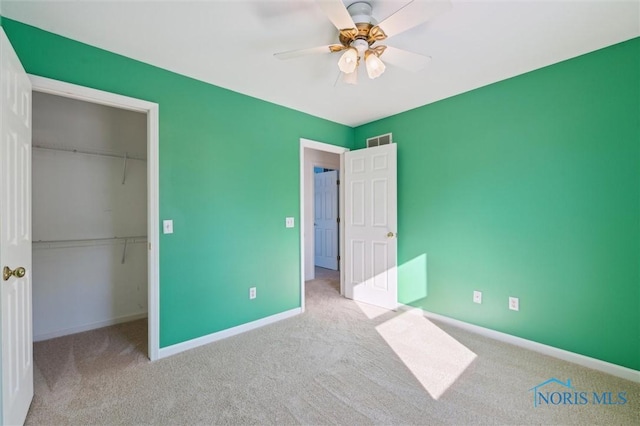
(337, 255, 341, 261)
(337, 217, 340, 223)
(337, 179, 340, 185)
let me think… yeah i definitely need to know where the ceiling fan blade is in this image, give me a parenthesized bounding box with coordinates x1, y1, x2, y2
(381, 46, 432, 72)
(377, 0, 451, 39)
(315, 0, 356, 30)
(274, 45, 336, 60)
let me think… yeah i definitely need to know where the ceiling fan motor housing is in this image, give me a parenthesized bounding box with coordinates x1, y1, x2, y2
(339, 2, 385, 49)
(347, 1, 375, 25)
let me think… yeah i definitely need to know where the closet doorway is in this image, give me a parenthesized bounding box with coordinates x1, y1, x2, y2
(29, 76, 159, 361)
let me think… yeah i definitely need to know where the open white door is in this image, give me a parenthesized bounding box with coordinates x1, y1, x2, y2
(314, 169, 339, 270)
(0, 29, 33, 425)
(344, 144, 397, 310)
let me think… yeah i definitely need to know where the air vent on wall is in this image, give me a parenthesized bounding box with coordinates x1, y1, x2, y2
(366, 133, 393, 148)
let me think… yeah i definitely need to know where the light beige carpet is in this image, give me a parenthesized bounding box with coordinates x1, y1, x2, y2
(27, 271, 639, 425)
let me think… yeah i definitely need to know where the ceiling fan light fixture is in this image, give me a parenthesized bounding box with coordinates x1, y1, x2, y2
(352, 38, 369, 55)
(343, 69, 358, 85)
(364, 49, 386, 79)
(338, 47, 358, 74)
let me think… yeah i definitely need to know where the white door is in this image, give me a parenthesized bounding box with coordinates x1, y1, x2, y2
(0, 29, 33, 426)
(314, 169, 339, 270)
(344, 144, 397, 310)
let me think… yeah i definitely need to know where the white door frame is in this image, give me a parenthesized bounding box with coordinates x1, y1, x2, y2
(28, 75, 160, 361)
(299, 138, 348, 312)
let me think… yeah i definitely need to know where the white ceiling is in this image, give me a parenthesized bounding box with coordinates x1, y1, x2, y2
(3, 0, 639, 127)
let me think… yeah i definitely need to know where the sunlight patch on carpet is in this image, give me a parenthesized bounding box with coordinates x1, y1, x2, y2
(375, 308, 477, 399)
(354, 301, 390, 319)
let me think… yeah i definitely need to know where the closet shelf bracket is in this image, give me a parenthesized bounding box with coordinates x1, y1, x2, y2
(121, 238, 128, 264)
(122, 152, 128, 185)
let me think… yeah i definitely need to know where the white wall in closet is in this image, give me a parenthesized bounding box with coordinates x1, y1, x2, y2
(32, 91, 148, 341)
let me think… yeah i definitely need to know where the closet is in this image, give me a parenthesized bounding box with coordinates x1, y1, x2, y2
(31, 91, 148, 342)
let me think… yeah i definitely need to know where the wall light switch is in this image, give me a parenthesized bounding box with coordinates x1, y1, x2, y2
(285, 217, 295, 228)
(473, 291, 482, 304)
(163, 220, 173, 234)
(509, 296, 519, 311)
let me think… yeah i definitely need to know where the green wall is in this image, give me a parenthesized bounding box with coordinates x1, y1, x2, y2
(355, 38, 640, 370)
(1, 18, 354, 347)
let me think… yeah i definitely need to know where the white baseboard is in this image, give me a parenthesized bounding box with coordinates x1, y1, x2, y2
(34, 312, 148, 342)
(398, 305, 640, 383)
(157, 308, 302, 359)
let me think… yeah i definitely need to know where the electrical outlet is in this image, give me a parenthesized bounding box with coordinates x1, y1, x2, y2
(285, 217, 295, 228)
(249, 287, 256, 300)
(473, 291, 482, 304)
(509, 296, 519, 311)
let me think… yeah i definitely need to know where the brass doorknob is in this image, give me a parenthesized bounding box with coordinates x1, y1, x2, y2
(3, 266, 26, 281)
(387, 232, 396, 238)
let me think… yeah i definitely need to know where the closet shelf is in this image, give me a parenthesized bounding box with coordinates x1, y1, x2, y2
(33, 236, 147, 264)
(33, 236, 147, 246)
(33, 143, 146, 161)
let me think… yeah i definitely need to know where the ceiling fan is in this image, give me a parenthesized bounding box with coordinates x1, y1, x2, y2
(274, 0, 451, 85)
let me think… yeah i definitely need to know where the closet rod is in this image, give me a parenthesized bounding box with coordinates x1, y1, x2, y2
(33, 144, 146, 161)
(33, 236, 147, 244)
